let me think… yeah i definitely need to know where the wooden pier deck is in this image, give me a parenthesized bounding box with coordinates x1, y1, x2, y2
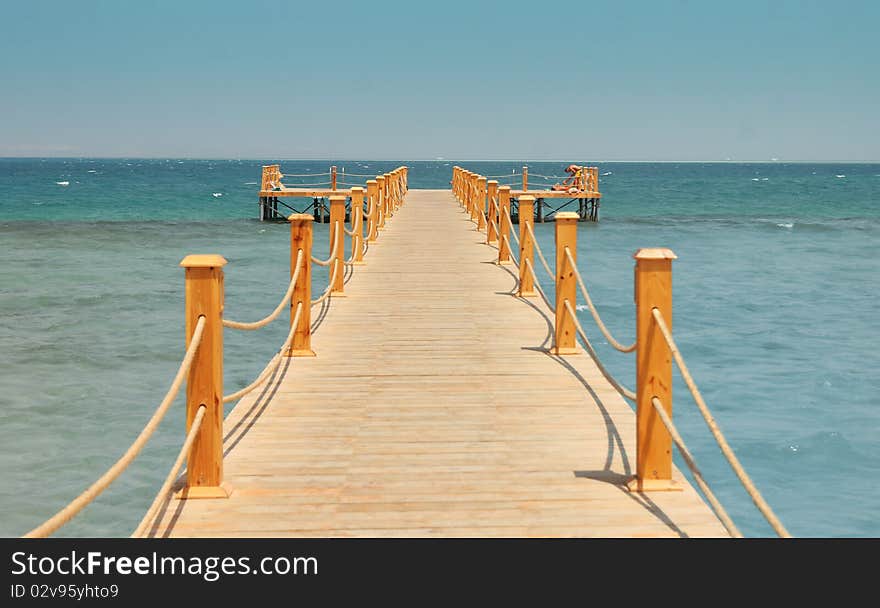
(146, 189, 727, 538)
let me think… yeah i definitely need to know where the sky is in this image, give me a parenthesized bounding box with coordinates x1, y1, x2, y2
(0, 0, 878, 161)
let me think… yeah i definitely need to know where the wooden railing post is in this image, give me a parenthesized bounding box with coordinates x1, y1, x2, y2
(552, 212, 579, 355)
(522, 165, 528, 191)
(477, 177, 487, 230)
(329, 195, 346, 294)
(498, 186, 512, 265)
(179, 254, 229, 499)
(331, 165, 337, 190)
(351, 187, 365, 264)
(402, 166, 408, 193)
(366, 180, 379, 242)
(287, 214, 315, 357)
(486, 180, 498, 243)
(383, 173, 392, 219)
(630, 248, 678, 492)
(376, 175, 386, 230)
(517, 196, 535, 297)
(470, 174, 479, 223)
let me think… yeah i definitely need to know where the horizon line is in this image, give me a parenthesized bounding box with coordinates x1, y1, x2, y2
(1, 156, 880, 164)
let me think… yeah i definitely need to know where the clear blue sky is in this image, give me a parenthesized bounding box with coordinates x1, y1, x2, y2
(1, 0, 878, 160)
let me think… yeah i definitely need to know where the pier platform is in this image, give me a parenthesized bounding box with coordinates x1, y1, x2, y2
(143, 189, 727, 538)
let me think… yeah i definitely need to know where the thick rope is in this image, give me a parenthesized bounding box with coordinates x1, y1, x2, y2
(130, 404, 206, 538)
(221, 302, 303, 404)
(526, 222, 555, 280)
(523, 258, 556, 314)
(24, 316, 207, 538)
(310, 223, 342, 266)
(311, 261, 340, 306)
(222, 250, 304, 330)
(649, 397, 743, 538)
(501, 234, 520, 267)
(502, 208, 520, 245)
(279, 182, 331, 188)
(563, 299, 636, 401)
(279, 172, 332, 178)
(650, 308, 791, 537)
(563, 248, 636, 353)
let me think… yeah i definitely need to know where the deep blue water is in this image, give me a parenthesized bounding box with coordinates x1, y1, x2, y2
(1, 159, 878, 537)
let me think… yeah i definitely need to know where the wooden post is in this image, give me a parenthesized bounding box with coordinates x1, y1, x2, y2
(476, 177, 487, 230)
(522, 166, 528, 191)
(376, 176, 386, 229)
(486, 181, 499, 244)
(329, 195, 346, 294)
(351, 187, 365, 264)
(287, 214, 315, 357)
(179, 254, 229, 499)
(552, 212, 579, 355)
(517, 196, 535, 297)
(383, 173, 392, 219)
(331, 165, 337, 190)
(391, 171, 399, 212)
(366, 180, 379, 242)
(498, 186, 512, 265)
(629, 248, 679, 492)
(469, 174, 479, 223)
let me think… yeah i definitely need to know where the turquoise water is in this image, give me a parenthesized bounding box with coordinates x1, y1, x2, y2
(1, 159, 877, 537)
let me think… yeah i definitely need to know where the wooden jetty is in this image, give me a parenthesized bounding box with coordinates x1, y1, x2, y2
(23, 165, 791, 539)
(258, 164, 397, 222)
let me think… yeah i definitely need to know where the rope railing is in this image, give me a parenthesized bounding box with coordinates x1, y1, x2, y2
(502, 207, 520, 245)
(280, 172, 332, 178)
(310, 223, 342, 266)
(523, 258, 556, 314)
(525, 222, 555, 280)
(563, 299, 636, 401)
(20, 166, 411, 538)
(24, 316, 207, 538)
(650, 307, 792, 538)
(563, 248, 636, 353)
(131, 404, 207, 537)
(649, 396, 743, 538)
(452, 164, 784, 537)
(222, 250, 304, 331)
(311, 261, 341, 306)
(501, 234, 519, 267)
(222, 302, 303, 404)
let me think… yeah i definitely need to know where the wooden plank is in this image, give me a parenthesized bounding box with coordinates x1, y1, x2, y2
(144, 189, 728, 538)
(260, 189, 356, 197)
(510, 190, 602, 198)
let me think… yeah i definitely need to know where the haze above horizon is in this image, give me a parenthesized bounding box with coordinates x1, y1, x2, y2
(1, 1, 877, 161)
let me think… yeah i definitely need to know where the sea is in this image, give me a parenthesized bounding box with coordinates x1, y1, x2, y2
(0, 158, 877, 538)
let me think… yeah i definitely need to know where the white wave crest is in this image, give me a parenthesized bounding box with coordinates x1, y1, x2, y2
(212, 192, 223, 198)
(55, 181, 69, 186)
